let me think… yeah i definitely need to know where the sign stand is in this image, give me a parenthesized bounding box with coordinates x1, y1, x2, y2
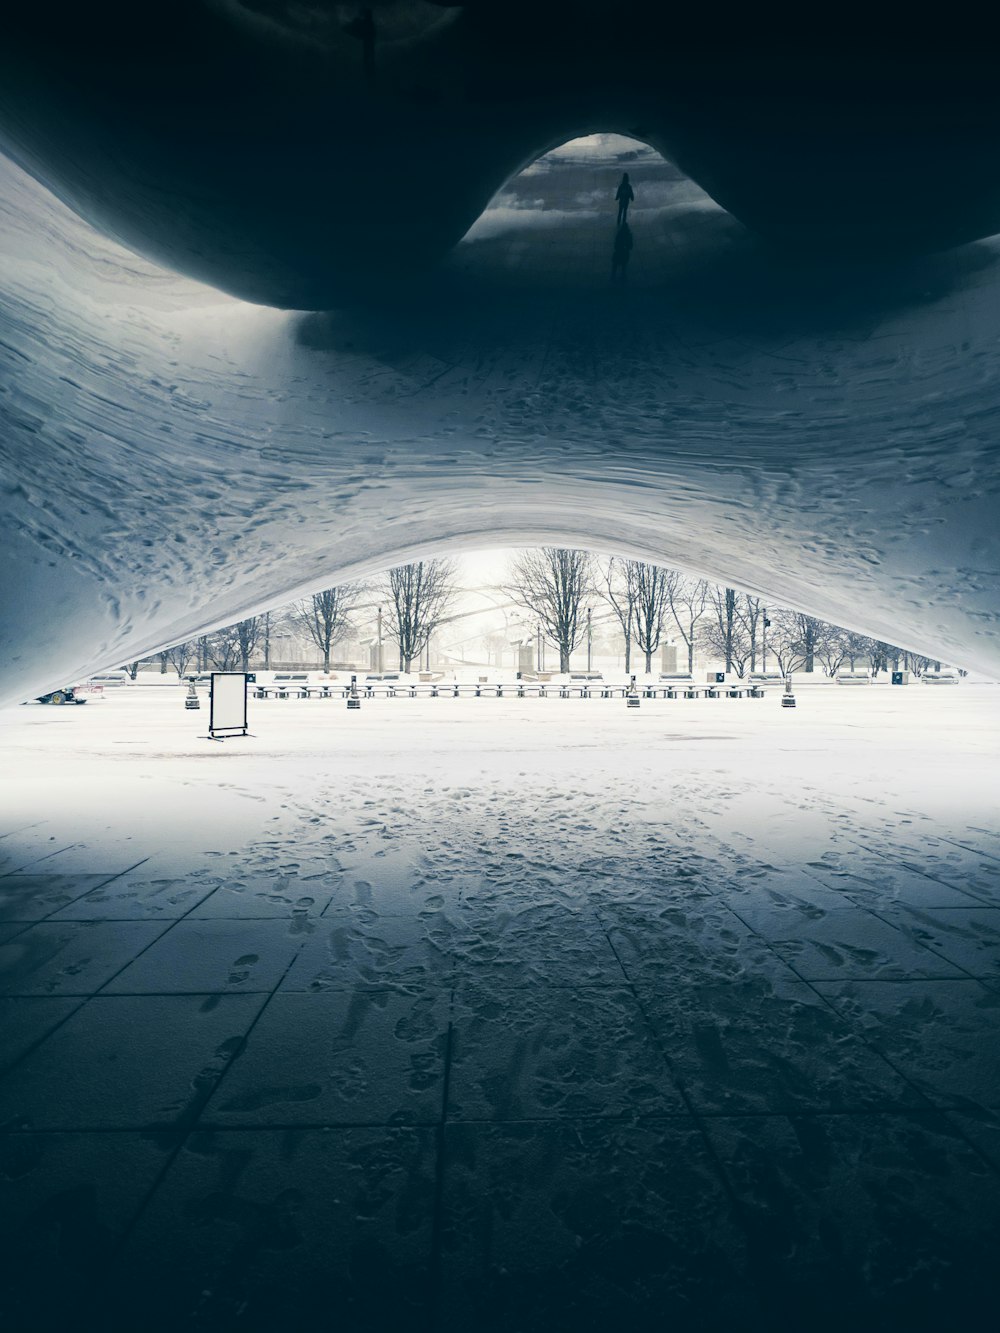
(205, 672, 252, 740)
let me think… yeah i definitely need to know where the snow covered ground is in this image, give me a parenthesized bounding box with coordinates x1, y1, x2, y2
(2, 683, 998, 878)
(2, 655, 1000, 1332)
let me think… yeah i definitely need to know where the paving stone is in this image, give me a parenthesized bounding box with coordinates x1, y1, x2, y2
(447, 903, 625, 987)
(205, 990, 448, 1127)
(809, 862, 986, 909)
(814, 978, 1000, 1108)
(877, 905, 1000, 980)
(598, 901, 795, 986)
(50, 873, 219, 920)
(0, 920, 171, 995)
(323, 850, 448, 915)
(0, 873, 120, 922)
(0, 996, 85, 1072)
(637, 975, 925, 1115)
(448, 984, 686, 1121)
(188, 881, 333, 921)
(0, 993, 266, 1129)
(754, 908, 966, 980)
(113, 1126, 437, 1333)
(0, 1131, 177, 1332)
(705, 1111, 1000, 1332)
(946, 1107, 1000, 1172)
(846, 839, 1000, 905)
(281, 916, 457, 991)
(437, 1119, 753, 1333)
(102, 919, 305, 994)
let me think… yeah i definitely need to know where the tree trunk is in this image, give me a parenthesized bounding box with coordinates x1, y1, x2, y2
(688, 639, 694, 673)
(645, 648, 652, 672)
(324, 647, 331, 671)
(560, 646, 570, 672)
(405, 655, 413, 672)
(624, 636, 631, 672)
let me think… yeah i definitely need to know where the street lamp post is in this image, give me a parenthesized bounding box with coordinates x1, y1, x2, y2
(762, 611, 770, 672)
(587, 606, 592, 672)
(537, 623, 542, 673)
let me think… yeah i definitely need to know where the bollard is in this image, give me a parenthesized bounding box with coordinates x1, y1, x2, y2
(184, 680, 200, 710)
(347, 674, 361, 711)
(781, 674, 796, 709)
(626, 675, 640, 708)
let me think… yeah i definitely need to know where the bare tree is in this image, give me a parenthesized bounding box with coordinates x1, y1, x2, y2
(665, 574, 710, 674)
(736, 595, 765, 671)
(164, 640, 196, 677)
(601, 557, 638, 673)
(817, 628, 848, 677)
(234, 617, 265, 671)
(504, 548, 594, 672)
(384, 559, 457, 671)
(289, 584, 363, 672)
(205, 626, 240, 670)
(632, 562, 672, 673)
(868, 640, 901, 677)
(842, 630, 875, 671)
(705, 587, 744, 673)
(793, 612, 825, 674)
(768, 609, 832, 676)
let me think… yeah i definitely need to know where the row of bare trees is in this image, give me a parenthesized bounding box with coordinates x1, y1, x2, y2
(505, 550, 709, 674)
(139, 558, 459, 677)
(135, 547, 945, 679)
(501, 548, 942, 677)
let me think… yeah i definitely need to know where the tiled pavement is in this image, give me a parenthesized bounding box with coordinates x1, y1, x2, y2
(2, 831, 1000, 1332)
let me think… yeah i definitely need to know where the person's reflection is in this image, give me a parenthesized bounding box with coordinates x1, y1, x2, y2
(615, 172, 635, 226)
(611, 222, 633, 283)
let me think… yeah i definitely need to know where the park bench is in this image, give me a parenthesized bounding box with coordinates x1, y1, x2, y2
(747, 672, 784, 690)
(922, 670, 960, 684)
(836, 670, 871, 685)
(659, 673, 693, 698)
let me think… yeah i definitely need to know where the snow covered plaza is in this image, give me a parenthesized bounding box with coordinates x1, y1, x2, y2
(3, 5, 1000, 1331)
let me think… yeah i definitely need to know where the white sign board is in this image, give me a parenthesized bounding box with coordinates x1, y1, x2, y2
(209, 672, 248, 736)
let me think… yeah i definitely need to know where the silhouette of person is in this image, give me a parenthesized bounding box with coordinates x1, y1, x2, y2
(615, 172, 634, 226)
(611, 222, 633, 283)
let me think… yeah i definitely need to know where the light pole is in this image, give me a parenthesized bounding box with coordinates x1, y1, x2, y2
(537, 623, 542, 673)
(587, 606, 592, 672)
(376, 605, 383, 672)
(762, 611, 770, 671)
